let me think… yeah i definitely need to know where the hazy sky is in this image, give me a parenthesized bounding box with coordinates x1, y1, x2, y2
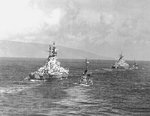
(0, 0, 150, 60)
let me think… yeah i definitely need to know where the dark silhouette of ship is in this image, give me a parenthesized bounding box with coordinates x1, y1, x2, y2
(79, 59, 93, 86)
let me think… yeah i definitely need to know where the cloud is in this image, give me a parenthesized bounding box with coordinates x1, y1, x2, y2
(0, 0, 42, 37)
(44, 8, 65, 26)
(1, 0, 150, 60)
(0, 0, 65, 40)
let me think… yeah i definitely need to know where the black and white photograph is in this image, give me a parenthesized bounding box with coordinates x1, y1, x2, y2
(0, 0, 150, 115)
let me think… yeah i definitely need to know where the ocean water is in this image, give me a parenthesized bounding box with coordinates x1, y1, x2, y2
(0, 58, 150, 116)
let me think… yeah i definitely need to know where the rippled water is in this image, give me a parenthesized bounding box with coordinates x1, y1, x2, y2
(0, 58, 150, 116)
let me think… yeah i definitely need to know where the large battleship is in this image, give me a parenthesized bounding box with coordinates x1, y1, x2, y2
(103, 53, 130, 71)
(111, 53, 129, 70)
(25, 42, 69, 81)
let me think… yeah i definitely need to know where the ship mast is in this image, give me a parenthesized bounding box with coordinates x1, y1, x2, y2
(118, 52, 123, 62)
(83, 58, 89, 75)
(85, 58, 88, 71)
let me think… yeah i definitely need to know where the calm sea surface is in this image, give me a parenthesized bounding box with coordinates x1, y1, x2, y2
(0, 58, 150, 116)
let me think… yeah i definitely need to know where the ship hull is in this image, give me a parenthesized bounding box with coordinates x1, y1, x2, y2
(103, 68, 129, 72)
(25, 73, 68, 82)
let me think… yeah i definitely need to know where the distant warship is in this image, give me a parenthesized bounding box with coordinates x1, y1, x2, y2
(130, 60, 139, 70)
(25, 42, 69, 81)
(79, 59, 93, 86)
(111, 53, 129, 70)
(103, 53, 130, 71)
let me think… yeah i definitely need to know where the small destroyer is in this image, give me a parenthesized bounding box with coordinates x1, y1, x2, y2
(25, 42, 69, 81)
(80, 59, 93, 86)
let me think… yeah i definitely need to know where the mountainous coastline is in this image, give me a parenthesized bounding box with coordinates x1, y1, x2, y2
(0, 40, 111, 59)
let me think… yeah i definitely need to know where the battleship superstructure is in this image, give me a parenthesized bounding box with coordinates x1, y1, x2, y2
(26, 42, 69, 81)
(111, 53, 129, 70)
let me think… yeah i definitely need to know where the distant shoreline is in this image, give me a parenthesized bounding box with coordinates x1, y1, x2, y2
(0, 57, 149, 62)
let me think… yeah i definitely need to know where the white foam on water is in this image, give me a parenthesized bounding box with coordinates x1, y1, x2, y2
(55, 86, 91, 107)
(0, 83, 41, 94)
